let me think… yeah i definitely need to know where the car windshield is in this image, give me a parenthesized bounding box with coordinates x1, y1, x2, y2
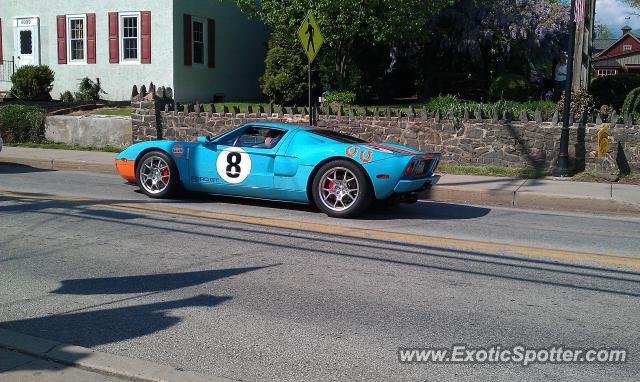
(309, 129, 367, 144)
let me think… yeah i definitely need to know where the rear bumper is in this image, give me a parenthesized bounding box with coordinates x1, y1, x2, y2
(393, 175, 440, 194)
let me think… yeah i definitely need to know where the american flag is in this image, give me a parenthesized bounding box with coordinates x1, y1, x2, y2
(574, 0, 585, 24)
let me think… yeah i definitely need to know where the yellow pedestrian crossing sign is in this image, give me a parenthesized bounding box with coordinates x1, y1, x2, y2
(297, 12, 323, 62)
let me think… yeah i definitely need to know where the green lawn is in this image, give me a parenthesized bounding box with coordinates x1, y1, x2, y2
(439, 164, 546, 179)
(68, 107, 132, 117)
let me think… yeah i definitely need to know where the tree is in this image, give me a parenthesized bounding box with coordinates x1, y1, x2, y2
(237, 0, 452, 96)
(595, 23, 615, 39)
(419, 0, 569, 98)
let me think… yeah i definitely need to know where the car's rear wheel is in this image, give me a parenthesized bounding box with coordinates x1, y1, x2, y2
(312, 160, 373, 218)
(136, 151, 179, 199)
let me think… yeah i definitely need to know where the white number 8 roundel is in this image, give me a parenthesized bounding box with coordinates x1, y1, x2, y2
(216, 147, 252, 184)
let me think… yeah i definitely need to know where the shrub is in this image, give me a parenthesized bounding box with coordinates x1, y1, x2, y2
(10, 65, 55, 100)
(74, 77, 105, 102)
(60, 90, 75, 103)
(488, 73, 530, 102)
(557, 88, 595, 120)
(423, 95, 556, 120)
(323, 91, 356, 105)
(0, 105, 47, 143)
(621, 87, 640, 119)
(590, 73, 640, 110)
(260, 37, 306, 104)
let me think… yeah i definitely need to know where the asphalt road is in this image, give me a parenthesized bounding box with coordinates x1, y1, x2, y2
(1, 163, 640, 381)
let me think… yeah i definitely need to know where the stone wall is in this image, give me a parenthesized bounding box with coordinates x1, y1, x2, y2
(130, 85, 640, 174)
(45, 115, 132, 147)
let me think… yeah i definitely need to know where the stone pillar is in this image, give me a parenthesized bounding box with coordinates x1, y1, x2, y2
(130, 85, 174, 143)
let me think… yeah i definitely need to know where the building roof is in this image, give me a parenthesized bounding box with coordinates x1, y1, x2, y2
(593, 38, 617, 52)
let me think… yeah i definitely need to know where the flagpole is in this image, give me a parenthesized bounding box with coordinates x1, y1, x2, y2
(553, 0, 577, 177)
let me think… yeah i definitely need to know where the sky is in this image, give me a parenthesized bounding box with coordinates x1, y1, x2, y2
(595, 0, 639, 37)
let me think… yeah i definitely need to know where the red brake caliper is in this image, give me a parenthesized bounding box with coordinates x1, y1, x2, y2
(162, 167, 169, 181)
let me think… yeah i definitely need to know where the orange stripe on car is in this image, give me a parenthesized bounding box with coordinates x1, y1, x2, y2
(370, 143, 416, 156)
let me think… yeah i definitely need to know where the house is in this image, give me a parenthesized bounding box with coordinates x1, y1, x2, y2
(0, 0, 267, 102)
(592, 25, 640, 77)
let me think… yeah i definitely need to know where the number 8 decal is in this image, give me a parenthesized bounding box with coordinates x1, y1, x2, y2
(216, 147, 252, 184)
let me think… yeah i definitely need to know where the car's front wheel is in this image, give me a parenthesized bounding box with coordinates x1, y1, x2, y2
(312, 160, 373, 218)
(136, 151, 179, 198)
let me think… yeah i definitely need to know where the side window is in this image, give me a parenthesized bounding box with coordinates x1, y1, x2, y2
(235, 126, 285, 149)
(120, 13, 140, 62)
(192, 19, 204, 64)
(67, 16, 86, 62)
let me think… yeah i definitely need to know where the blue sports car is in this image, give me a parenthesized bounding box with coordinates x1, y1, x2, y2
(115, 122, 441, 218)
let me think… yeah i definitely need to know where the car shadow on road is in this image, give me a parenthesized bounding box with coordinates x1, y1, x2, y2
(0, 162, 57, 174)
(148, 192, 491, 221)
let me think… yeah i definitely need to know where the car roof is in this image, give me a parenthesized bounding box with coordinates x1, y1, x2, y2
(247, 122, 314, 132)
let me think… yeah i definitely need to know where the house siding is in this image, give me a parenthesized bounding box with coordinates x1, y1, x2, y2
(172, 0, 267, 103)
(0, 0, 174, 100)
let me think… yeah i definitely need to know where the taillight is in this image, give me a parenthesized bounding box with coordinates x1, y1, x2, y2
(404, 161, 415, 177)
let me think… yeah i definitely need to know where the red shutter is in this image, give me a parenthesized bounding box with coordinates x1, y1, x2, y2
(0, 19, 3, 62)
(207, 19, 215, 68)
(184, 14, 192, 66)
(86, 13, 96, 64)
(57, 16, 67, 64)
(141, 11, 151, 64)
(108, 12, 119, 64)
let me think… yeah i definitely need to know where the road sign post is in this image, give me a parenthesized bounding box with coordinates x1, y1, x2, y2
(298, 12, 323, 126)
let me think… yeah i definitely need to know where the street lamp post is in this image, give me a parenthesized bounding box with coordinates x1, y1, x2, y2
(553, 0, 577, 177)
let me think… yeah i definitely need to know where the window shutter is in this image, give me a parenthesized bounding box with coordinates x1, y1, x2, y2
(108, 12, 119, 64)
(141, 11, 151, 64)
(207, 19, 215, 68)
(184, 14, 192, 66)
(86, 13, 96, 64)
(57, 15, 67, 64)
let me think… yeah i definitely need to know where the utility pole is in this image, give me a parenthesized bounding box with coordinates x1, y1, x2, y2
(572, 0, 596, 91)
(553, 0, 577, 177)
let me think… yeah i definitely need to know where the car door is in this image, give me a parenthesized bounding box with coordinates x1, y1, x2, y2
(189, 125, 288, 198)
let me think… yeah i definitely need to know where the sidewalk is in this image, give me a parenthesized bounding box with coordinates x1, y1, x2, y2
(0, 328, 232, 382)
(1, 146, 639, 216)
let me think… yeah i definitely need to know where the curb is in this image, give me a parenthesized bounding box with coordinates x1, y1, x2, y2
(0, 328, 234, 382)
(1, 157, 116, 174)
(422, 187, 640, 216)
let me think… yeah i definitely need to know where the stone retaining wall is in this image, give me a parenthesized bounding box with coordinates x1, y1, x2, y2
(130, 85, 640, 174)
(45, 115, 132, 147)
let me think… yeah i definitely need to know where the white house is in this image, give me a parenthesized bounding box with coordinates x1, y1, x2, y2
(0, 0, 267, 102)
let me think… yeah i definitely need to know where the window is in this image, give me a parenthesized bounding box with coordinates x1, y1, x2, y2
(597, 69, 617, 76)
(193, 19, 204, 64)
(309, 129, 367, 144)
(217, 126, 286, 148)
(235, 126, 285, 149)
(623, 44, 632, 52)
(120, 13, 140, 62)
(67, 16, 86, 62)
(19, 30, 33, 54)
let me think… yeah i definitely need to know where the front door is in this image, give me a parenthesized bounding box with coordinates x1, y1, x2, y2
(14, 17, 40, 67)
(189, 125, 288, 198)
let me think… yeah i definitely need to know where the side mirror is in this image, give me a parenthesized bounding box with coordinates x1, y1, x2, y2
(197, 136, 212, 145)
